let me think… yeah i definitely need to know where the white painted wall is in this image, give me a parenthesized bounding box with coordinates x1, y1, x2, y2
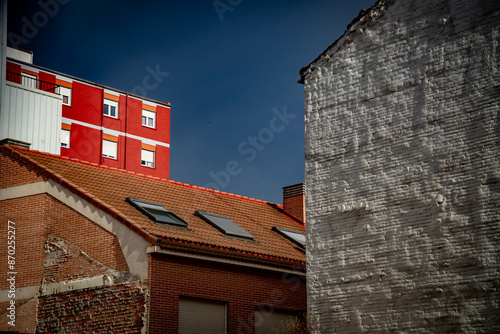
(303, 0, 500, 332)
(0, 81, 62, 154)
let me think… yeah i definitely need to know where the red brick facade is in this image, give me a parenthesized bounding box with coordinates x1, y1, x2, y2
(148, 254, 306, 334)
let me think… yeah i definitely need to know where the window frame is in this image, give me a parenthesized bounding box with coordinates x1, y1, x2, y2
(103, 99, 119, 118)
(142, 109, 156, 129)
(141, 148, 155, 168)
(60, 86, 72, 106)
(195, 210, 255, 240)
(126, 197, 189, 227)
(272, 227, 306, 249)
(60, 128, 70, 148)
(102, 139, 118, 159)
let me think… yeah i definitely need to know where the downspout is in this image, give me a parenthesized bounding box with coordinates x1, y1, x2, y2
(124, 93, 128, 171)
(100, 88, 104, 164)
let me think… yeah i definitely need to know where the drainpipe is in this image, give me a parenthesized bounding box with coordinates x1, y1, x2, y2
(124, 93, 128, 171)
(100, 88, 104, 164)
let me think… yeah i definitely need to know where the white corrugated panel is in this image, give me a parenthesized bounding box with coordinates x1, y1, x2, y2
(0, 83, 62, 154)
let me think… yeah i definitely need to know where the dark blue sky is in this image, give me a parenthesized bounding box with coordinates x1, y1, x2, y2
(7, 0, 375, 204)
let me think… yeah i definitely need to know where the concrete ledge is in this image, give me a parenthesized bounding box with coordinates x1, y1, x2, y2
(39, 275, 114, 296)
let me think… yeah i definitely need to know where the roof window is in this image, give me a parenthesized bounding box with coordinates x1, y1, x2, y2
(195, 210, 254, 240)
(273, 227, 305, 248)
(126, 197, 188, 227)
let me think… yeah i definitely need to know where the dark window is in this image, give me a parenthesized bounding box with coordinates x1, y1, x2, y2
(127, 197, 188, 227)
(273, 227, 305, 248)
(195, 210, 254, 240)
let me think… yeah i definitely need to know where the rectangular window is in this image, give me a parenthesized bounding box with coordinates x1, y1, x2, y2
(126, 197, 188, 227)
(141, 149, 155, 168)
(61, 128, 70, 148)
(60, 86, 72, 106)
(142, 109, 156, 128)
(103, 99, 118, 118)
(272, 227, 306, 249)
(178, 297, 226, 334)
(195, 210, 254, 240)
(255, 307, 298, 334)
(102, 139, 117, 159)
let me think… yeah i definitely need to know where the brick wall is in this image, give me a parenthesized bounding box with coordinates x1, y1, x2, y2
(0, 150, 45, 188)
(148, 254, 307, 334)
(303, 0, 500, 332)
(36, 282, 147, 333)
(0, 152, 137, 332)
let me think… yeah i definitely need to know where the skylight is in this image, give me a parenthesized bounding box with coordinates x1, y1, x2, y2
(195, 210, 254, 240)
(273, 227, 306, 248)
(126, 197, 188, 227)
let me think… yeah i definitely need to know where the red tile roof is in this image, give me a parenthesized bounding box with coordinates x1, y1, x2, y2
(1, 145, 305, 271)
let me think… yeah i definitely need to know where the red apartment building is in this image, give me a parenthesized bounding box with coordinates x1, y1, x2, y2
(0, 145, 307, 333)
(2, 48, 171, 179)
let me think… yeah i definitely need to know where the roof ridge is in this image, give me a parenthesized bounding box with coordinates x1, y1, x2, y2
(4, 145, 279, 207)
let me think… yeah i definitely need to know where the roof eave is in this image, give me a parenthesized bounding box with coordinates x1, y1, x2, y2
(155, 236, 306, 273)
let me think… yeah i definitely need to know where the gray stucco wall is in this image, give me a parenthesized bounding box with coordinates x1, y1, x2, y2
(303, 0, 500, 332)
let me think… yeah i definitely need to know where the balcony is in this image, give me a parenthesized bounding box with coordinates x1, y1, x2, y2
(6, 71, 61, 95)
(0, 71, 63, 155)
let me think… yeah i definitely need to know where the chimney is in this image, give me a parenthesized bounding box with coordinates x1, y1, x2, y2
(283, 183, 305, 224)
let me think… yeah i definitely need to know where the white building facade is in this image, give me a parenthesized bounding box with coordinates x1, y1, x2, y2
(302, 0, 500, 332)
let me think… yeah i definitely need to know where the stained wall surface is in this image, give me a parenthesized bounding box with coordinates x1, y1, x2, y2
(303, 0, 500, 332)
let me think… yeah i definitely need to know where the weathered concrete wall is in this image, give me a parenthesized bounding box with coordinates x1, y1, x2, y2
(303, 0, 500, 332)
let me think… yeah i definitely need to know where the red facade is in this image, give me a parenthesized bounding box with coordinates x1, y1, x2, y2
(5, 59, 171, 179)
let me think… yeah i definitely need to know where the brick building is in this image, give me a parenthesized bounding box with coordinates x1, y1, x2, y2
(301, 0, 500, 332)
(2, 47, 171, 179)
(0, 145, 306, 333)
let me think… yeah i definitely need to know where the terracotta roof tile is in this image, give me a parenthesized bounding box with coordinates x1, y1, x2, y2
(1, 145, 305, 271)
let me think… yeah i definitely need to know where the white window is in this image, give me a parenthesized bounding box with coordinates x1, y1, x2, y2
(102, 140, 118, 159)
(103, 99, 118, 118)
(178, 297, 226, 334)
(141, 149, 155, 168)
(60, 86, 72, 106)
(61, 129, 70, 148)
(142, 109, 156, 128)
